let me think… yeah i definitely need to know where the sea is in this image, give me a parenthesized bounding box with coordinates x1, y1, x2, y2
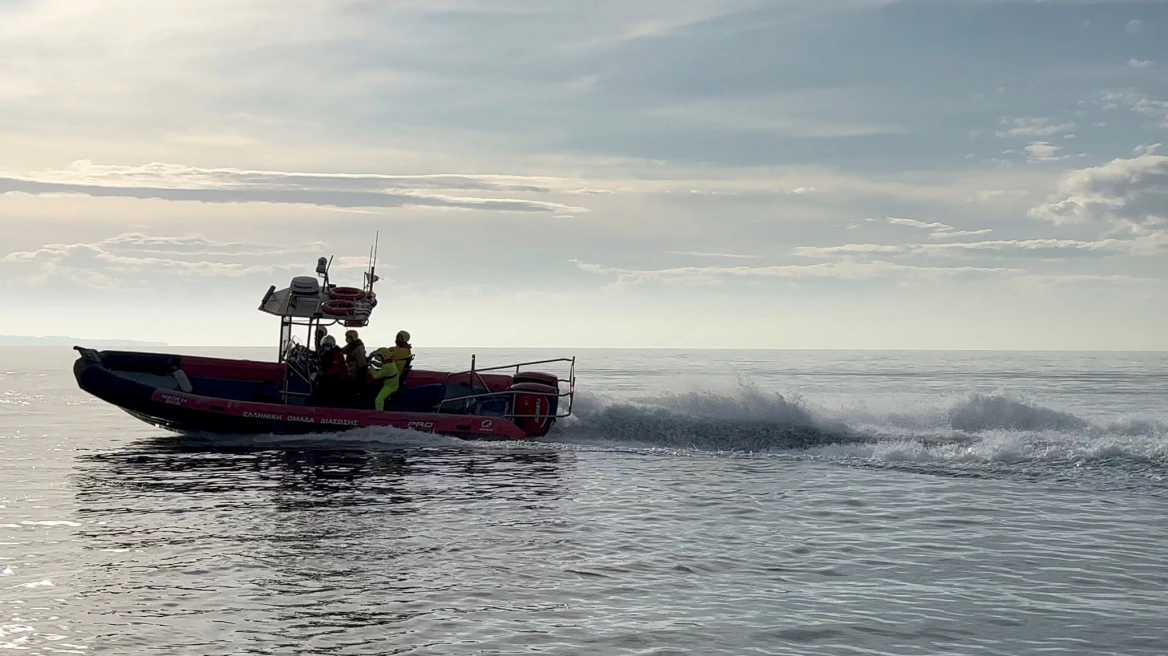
(2, 346, 1166, 655)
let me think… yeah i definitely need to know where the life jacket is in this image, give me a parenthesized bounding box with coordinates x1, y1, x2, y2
(371, 345, 411, 382)
(389, 345, 412, 369)
(320, 348, 347, 379)
(343, 339, 366, 378)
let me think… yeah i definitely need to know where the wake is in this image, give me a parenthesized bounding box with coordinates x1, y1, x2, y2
(555, 385, 861, 452)
(551, 385, 1168, 475)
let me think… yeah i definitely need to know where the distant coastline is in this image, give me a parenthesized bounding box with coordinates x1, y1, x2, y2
(0, 335, 169, 347)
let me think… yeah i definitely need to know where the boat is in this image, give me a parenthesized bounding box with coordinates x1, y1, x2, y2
(72, 241, 576, 441)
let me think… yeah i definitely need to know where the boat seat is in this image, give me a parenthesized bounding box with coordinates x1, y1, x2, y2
(387, 383, 445, 412)
(399, 356, 414, 385)
(173, 369, 194, 393)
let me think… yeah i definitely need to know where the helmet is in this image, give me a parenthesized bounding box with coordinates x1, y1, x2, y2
(396, 330, 410, 343)
(321, 335, 336, 348)
(345, 329, 358, 341)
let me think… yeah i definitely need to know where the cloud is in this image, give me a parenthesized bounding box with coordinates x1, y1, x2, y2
(1133, 99, 1168, 129)
(572, 258, 1023, 284)
(1024, 141, 1066, 163)
(1126, 19, 1144, 34)
(915, 238, 1146, 258)
(792, 235, 1168, 260)
(886, 216, 993, 239)
(975, 189, 1031, 201)
(2, 233, 329, 289)
(791, 244, 904, 257)
(1099, 89, 1168, 129)
(1128, 58, 1152, 69)
(1028, 150, 1168, 228)
(0, 161, 591, 215)
(930, 229, 993, 238)
(887, 217, 951, 231)
(668, 251, 762, 259)
(996, 117, 1075, 139)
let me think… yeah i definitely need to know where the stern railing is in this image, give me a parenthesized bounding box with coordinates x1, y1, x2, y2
(439, 356, 576, 420)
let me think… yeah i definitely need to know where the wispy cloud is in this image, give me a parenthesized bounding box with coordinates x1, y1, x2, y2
(1099, 89, 1168, 129)
(934, 229, 993, 238)
(887, 217, 951, 231)
(0, 161, 590, 214)
(886, 216, 993, 239)
(2, 233, 327, 288)
(1024, 141, 1066, 163)
(668, 251, 762, 259)
(996, 117, 1076, 139)
(571, 258, 1023, 284)
(792, 236, 1167, 260)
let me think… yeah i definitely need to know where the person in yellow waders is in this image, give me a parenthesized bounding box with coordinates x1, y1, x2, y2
(370, 331, 413, 411)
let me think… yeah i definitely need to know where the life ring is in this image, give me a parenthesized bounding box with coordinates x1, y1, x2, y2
(329, 286, 365, 301)
(322, 299, 355, 316)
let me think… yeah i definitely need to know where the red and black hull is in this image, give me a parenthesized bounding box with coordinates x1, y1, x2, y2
(73, 348, 559, 441)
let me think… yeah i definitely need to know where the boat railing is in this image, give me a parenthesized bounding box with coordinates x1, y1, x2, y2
(439, 355, 576, 419)
(280, 343, 316, 402)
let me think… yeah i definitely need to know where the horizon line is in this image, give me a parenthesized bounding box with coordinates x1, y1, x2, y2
(8, 344, 1167, 353)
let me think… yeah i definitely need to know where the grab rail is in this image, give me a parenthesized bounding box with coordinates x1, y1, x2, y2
(439, 355, 576, 418)
(435, 386, 575, 419)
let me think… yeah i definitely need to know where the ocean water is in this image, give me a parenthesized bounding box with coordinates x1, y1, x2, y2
(2, 346, 1167, 655)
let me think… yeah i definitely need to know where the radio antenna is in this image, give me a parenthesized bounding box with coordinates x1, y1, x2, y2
(366, 231, 380, 291)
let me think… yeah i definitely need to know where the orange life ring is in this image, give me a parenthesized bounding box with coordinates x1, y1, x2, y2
(329, 286, 365, 301)
(322, 299, 355, 316)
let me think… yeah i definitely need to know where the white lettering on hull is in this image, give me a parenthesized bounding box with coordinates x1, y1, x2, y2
(320, 418, 360, 427)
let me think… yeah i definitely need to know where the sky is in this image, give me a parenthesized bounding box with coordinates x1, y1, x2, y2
(2, 0, 1167, 349)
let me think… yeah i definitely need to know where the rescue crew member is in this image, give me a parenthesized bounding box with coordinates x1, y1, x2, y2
(342, 329, 367, 380)
(314, 325, 328, 353)
(315, 335, 346, 405)
(369, 330, 412, 411)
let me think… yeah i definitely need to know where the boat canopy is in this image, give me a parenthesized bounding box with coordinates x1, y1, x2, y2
(258, 252, 378, 327)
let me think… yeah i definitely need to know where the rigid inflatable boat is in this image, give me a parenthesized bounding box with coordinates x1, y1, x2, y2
(72, 244, 575, 441)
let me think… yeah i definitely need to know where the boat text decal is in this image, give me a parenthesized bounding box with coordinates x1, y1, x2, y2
(238, 411, 360, 427)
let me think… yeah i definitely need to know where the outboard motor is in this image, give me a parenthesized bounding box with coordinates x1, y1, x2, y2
(512, 372, 561, 418)
(508, 381, 558, 438)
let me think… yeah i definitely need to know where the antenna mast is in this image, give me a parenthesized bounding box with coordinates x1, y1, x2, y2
(365, 231, 380, 293)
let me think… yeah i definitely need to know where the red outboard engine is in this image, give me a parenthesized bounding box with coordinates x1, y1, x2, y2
(508, 381, 558, 437)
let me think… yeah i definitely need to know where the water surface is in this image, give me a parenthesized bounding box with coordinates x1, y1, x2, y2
(2, 347, 1166, 654)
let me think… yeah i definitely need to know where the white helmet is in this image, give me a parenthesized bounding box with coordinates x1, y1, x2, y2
(321, 335, 336, 348)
